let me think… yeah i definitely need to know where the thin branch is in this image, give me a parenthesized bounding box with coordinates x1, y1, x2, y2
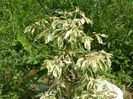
(37, 0, 51, 16)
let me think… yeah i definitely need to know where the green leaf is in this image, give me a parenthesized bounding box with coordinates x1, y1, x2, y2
(17, 32, 31, 52)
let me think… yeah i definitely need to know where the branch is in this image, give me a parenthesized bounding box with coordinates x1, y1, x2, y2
(37, 0, 51, 16)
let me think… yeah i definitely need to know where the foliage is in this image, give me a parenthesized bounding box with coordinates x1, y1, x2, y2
(24, 8, 118, 98)
(46, 0, 133, 92)
(0, 0, 50, 98)
(0, 0, 132, 98)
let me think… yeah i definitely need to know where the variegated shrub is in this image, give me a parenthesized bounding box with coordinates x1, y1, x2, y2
(24, 8, 119, 99)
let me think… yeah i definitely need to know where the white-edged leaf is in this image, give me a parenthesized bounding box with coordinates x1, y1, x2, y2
(69, 31, 77, 43)
(76, 30, 84, 37)
(97, 60, 104, 72)
(24, 26, 33, 33)
(35, 21, 40, 26)
(57, 37, 64, 48)
(31, 27, 35, 35)
(95, 34, 106, 45)
(100, 34, 108, 38)
(84, 38, 91, 51)
(63, 55, 72, 64)
(91, 61, 98, 73)
(45, 59, 64, 79)
(100, 59, 108, 72)
(72, 29, 78, 37)
(64, 29, 72, 39)
(81, 60, 88, 68)
(83, 36, 93, 51)
(87, 79, 93, 90)
(45, 33, 54, 43)
(84, 17, 92, 24)
(53, 67, 62, 78)
(76, 58, 84, 69)
(36, 30, 48, 40)
(45, 60, 54, 75)
(73, 19, 82, 27)
(81, 91, 89, 99)
(52, 20, 59, 30)
(80, 18, 85, 24)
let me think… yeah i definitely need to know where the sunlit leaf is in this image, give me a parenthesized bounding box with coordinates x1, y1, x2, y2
(75, 58, 84, 69)
(100, 34, 108, 38)
(81, 60, 88, 68)
(24, 26, 33, 33)
(95, 34, 104, 44)
(17, 32, 31, 52)
(64, 29, 72, 39)
(45, 58, 64, 79)
(57, 37, 64, 48)
(45, 33, 54, 43)
(63, 55, 72, 64)
(84, 38, 91, 51)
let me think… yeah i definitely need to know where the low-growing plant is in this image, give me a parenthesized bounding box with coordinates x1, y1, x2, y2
(0, 1, 50, 98)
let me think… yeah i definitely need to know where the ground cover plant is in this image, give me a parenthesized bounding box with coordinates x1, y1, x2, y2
(0, 0, 50, 98)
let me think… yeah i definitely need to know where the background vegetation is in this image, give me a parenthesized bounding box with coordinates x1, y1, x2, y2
(0, 0, 133, 98)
